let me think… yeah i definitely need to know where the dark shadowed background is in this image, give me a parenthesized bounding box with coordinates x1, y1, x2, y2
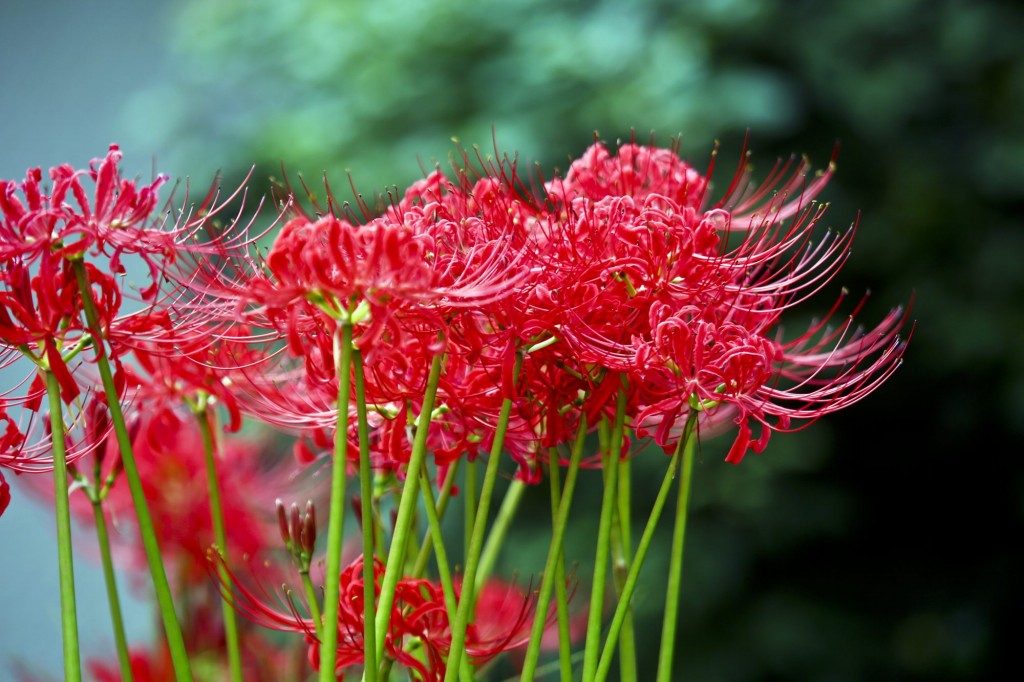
(2, 0, 1021, 679)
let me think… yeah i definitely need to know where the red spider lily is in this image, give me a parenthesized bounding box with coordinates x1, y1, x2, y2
(88, 647, 175, 682)
(0, 144, 171, 299)
(83, 406, 293, 583)
(545, 139, 709, 210)
(0, 390, 111, 476)
(219, 554, 540, 681)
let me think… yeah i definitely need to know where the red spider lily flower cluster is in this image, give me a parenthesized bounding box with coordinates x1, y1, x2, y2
(181, 139, 906, 481)
(70, 406, 293, 583)
(221, 554, 537, 682)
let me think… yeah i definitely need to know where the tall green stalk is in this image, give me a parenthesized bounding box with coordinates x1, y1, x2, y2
(351, 349, 377, 682)
(418, 470, 474, 682)
(45, 370, 82, 682)
(464, 457, 478, 567)
(656, 412, 698, 682)
(581, 388, 627, 682)
(318, 323, 354, 682)
(475, 477, 526, 593)
(369, 352, 445, 673)
(72, 261, 193, 682)
(442, 390, 517, 682)
(518, 417, 587, 682)
(90, 497, 132, 681)
(411, 461, 460, 579)
(594, 430, 690, 682)
(196, 404, 242, 682)
(545, 452, 575, 682)
(611, 455, 637, 682)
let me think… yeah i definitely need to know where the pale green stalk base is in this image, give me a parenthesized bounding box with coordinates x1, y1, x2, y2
(464, 457, 478, 567)
(518, 418, 587, 682)
(92, 499, 132, 681)
(352, 350, 377, 682)
(369, 352, 445, 675)
(442, 393, 515, 682)
(475, 477, 526, 594)
(581, 389, 627, 682)
(72, 262, 192, 682)
(197, 408, 243, 682)
(656, 414, 698, 682)
(546, 454, 575, 682)
(46, 371, 82, 682)
(611, 455, 637, 682)
(418, 471, 474, 682)
(319, 324, 354, 682)
(411, 461, 460, 579)
(594, 432, 690, 682)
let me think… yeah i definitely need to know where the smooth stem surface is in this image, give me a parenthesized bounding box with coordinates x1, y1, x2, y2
(656, 412, 698, 682)
(370, 352, 444, 673)
(352, 349, 377, 682)
(581, 389, 626, 682)
(72, 261, 193, 682)
(594, 437, 686, 682)
(546, 454, 574, 682)
(411, 461, 460, 579)
(92, 499, 132, 681)
(197, 407, 242, 682)
(442, 393, 515, 682)
(45, 371, 82, 682)
(518, 417, 587, 682)
(475, 477, 526, 593)
(418, 471, 474, 682)
(319, 323, 354, 682)
(611, 455, 637, 682)
(464, 457, 478, 567)
(300, 570, 323, 638)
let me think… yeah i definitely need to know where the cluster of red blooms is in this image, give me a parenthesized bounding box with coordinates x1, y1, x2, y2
(218, 555, 535, 681)
(1, 139, 908, 679)
(171, 139, 906, 482)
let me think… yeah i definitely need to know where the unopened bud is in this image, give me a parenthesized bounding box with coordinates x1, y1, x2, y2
(275, 499, 291, 549)
(289, 503, 302, 554)
(301, 500, 317, 554)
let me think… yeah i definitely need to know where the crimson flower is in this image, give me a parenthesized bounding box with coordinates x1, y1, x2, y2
(222, 554, 539, 681)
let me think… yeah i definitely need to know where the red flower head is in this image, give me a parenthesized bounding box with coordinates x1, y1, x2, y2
(221, 554, 541, 681)
(88, 407, 295, 583)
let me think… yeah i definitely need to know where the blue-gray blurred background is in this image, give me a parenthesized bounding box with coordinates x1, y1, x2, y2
(2, 0, 1022, 679)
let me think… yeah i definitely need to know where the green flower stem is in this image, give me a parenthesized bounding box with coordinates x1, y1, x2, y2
(474, 477, 526, 594)
(71, 261, 193, 682)
(581, 388, 627, 682)
(44, 370, 82, 682)
(411, 461, 461, 579)
(319, 323, 354, 682)
(369, 352, 445, 674)
(442, 388, 517, 682)
(610, 455, 637, 682)
(464, 456, 478, 566)
(655, 412, 698, 682)
(195, 406, 242, 682)
(300, 569, 323, 637)
(90, 497, 132, 682)
(594, 433, 688, 682)
(351, 349, 377, 682)
(418, 470, 474, 682)
(518, 417, 587, 682)
(546, 451, 574, 682)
